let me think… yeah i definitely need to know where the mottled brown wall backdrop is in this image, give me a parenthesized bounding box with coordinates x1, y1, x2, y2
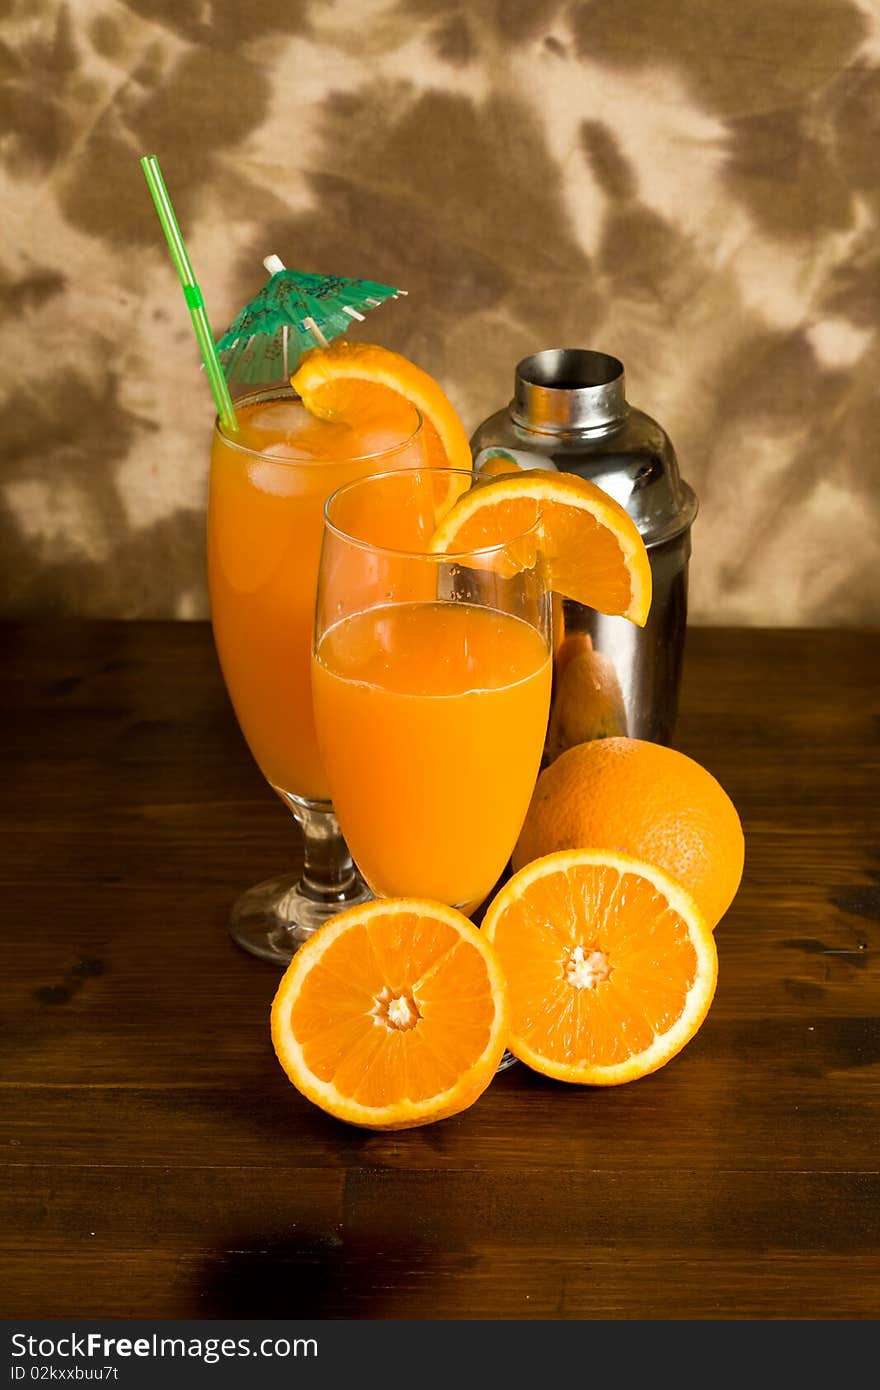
(2, 0, 878, 624)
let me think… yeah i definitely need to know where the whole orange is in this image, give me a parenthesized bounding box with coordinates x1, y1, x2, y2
(511, 737, 744, 929)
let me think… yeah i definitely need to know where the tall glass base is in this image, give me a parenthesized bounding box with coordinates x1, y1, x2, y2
(228, 795, 372, 965)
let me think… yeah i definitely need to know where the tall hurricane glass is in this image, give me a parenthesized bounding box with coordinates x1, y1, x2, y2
(312, 468, 553, 915)
(208, 386, 425, 963)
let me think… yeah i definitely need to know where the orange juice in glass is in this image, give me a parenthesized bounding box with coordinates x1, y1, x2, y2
(312, 468, 552, 912)
(208, 386, 424, 962)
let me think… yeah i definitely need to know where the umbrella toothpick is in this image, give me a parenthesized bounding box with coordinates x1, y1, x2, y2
(303, 317, 330, 348)
(264, 254, 329, 350)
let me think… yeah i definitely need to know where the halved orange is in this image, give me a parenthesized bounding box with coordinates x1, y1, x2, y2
(291, 340, 472, 472)
(429, 470, 652, 624)
(481, 849, 717, 1085)
(270, 898, 509, 1129)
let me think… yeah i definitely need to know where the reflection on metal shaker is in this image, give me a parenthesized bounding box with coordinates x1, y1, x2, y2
(470, 349, 698, 750)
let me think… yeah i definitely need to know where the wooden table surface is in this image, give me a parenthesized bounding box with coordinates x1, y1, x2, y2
(2, 621, 878, 1320)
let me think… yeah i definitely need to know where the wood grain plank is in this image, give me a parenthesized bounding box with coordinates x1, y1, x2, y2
(1, 621, 879, 1319)
(1, 1165, 878, 1319)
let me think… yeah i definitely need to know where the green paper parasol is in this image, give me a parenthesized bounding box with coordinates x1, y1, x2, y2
(217, 255, 407, 385)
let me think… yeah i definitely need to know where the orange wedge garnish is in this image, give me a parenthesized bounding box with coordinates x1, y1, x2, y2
(271, 898, 509, 1130)
(429, 470, 652, 624)
(482, 849, 717, 1085)
(291, 340, 472, 472)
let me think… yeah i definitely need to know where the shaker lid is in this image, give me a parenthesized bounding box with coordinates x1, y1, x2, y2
(513, 349, 628, 432)
(509, 348, 698, 546)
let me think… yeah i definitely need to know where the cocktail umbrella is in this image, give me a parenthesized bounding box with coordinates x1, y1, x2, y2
(217, 255, 407, 386)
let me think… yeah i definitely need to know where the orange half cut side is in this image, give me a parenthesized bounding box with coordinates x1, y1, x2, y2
(271, 898, 509, 1129)
(481, 849, 717, 1085)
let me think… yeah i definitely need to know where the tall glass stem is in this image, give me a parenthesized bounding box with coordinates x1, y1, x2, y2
(283, 794, 366, 907)
(227, 795, 371, 965)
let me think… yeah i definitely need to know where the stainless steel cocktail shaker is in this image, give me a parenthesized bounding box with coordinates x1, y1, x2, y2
(470, 349, 698, 748)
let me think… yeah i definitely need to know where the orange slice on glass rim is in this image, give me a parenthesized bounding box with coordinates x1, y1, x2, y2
(481, 848, 717, 1085)
(429, 469, 652, 624)
(291, 340, 472, 472)
(270, 898, 509, 1130)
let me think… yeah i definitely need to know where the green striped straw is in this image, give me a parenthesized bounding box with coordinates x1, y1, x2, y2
(140, 155, 238, 434)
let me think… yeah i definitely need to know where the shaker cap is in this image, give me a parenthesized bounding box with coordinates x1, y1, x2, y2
(507, 348, 698, 546)
(513, 349, 627, 432)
